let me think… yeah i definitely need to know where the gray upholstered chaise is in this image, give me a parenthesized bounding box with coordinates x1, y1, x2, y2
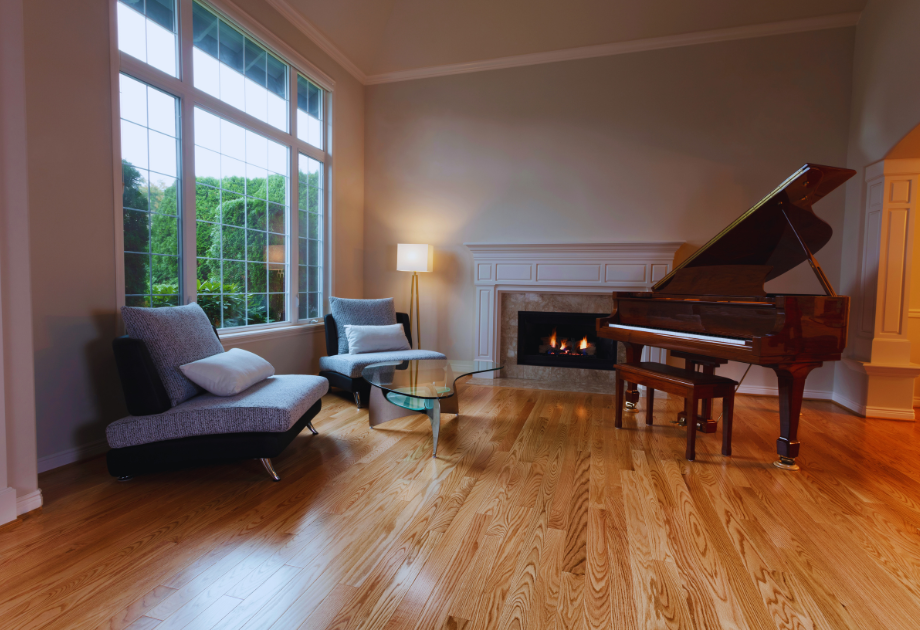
(107, 304, 328, 481)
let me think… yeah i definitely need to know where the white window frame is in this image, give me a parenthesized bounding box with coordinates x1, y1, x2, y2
(108, 0, 335, 337)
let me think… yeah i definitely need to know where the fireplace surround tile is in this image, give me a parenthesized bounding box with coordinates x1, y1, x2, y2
(498, 292, 625, 390)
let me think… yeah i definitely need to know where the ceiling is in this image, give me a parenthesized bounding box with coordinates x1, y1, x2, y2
(278, 0, 866, 79)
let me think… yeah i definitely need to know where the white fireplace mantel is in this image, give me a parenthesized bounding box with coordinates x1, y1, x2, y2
(465, 242, 683, 366)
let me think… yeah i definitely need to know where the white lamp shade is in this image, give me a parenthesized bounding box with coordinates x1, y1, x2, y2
(396, 244, 433, 272)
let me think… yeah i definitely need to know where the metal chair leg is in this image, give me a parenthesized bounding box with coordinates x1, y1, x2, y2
(260, 458, 281, 481)
(117, 475, 133, 482)
(307, 420, 318, 435)
(354, 391, 362, 408)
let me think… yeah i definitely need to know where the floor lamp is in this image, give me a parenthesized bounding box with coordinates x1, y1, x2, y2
(396, 244, 433, 349)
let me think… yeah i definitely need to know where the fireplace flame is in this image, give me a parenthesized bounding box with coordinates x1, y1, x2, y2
(559, 339, 567, 351)
(549, 328, 557, 348)
(579, 336, 588, 350)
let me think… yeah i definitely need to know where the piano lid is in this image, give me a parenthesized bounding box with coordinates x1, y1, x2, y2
(653, 163, 855, 296)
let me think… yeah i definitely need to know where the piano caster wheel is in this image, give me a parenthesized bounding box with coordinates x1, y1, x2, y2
(675, 413, 687, 427)
(773, 456, 800, 471)
(625, 401, 636, 410)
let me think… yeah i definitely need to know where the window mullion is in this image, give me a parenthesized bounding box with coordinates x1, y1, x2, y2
(323, 90, 332, 312)
(120, 53, 188, 99)
(191, 88, 297, 151)
(179, 0, 197, 305)
(296, 142, 325, 164)
(288, 65, 300, 324)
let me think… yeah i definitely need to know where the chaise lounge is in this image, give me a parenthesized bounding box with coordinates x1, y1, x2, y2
(106, 304, 328, 481)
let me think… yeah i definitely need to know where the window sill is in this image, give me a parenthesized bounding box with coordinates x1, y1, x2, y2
(218, 321, 325, 345)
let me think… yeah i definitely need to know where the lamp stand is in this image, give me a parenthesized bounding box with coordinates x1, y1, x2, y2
(408, 271, 420, 349)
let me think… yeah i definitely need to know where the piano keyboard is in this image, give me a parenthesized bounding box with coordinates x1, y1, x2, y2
(607, 323, 749, 347)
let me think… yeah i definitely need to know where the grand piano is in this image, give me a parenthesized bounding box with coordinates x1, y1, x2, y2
(597, 163, 855, 470)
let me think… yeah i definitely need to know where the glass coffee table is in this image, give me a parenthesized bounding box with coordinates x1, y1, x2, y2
(362, 359, 502, 457)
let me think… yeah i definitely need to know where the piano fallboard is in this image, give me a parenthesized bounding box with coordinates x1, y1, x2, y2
(597, 293, 849, 365)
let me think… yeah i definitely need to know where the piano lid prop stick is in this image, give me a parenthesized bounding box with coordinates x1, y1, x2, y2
(781, 208, 837, 297)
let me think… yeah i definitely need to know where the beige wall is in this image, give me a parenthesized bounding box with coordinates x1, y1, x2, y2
(364, 29, 855, 395)
(835, 0, 920, 400)
(23, 0, 364, 467)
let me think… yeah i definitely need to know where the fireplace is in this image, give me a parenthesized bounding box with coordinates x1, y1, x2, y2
(516, 311, 617, 370)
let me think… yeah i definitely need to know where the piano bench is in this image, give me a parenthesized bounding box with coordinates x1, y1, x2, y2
(614, 362, 736, 461)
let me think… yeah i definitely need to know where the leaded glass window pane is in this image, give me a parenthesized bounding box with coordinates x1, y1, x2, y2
(117, 0, 178, 78)
(298, 154, 323, 319)
(192, 2, 289, 132)
(296, 75, 324, 149)
(120, 74, 181, 308)
(194, 108, 289, 328)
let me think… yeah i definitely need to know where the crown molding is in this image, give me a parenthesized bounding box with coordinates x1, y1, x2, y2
(366, 11, 861, 85)
(263, 0, 367, 84)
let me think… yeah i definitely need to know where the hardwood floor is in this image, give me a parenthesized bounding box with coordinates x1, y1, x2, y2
(3, 385, 920, 630)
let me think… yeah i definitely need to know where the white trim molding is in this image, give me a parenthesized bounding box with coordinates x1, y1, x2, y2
(260, 5, 860, 86)
(16, 489, 42, 516)
(364, 12, 861, 85)
(219, 321, 325, 347)
(263, 0, 366, 84)
(0, 487, 15, 526)
(466, 242, 682, 374)
(37, 440, 109, 475)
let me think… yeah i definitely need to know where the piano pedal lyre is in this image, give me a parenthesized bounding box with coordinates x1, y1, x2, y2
(774, 456, 800, 471)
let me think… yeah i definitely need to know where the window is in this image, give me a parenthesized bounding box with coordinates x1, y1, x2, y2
(192, 3, 288, 131)
(113, 0, 331, 330)
(117, 0, 178, 77)
(194, 108, 290, 327)
(298, 154, 323, 318)
(119, 74, 181, 307)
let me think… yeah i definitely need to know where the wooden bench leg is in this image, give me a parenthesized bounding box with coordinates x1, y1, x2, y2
(722, 392, 734, 456)
(646, 387, 654, 425)
(686, 392, 698, 461)
(615, 372, 625, 429)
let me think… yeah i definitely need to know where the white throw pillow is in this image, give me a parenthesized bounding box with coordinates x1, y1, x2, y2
(344, 324, 411, 354)
(179, 348, 275, 397)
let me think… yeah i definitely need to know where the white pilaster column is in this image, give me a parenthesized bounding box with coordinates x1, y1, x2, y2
(845, 159, 920, 420)
(0, 0, 41, 523)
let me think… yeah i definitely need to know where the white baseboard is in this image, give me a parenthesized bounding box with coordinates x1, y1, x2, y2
(735, 384, 834, 400)
(0, 487, 16, 525)
(913, 395, 920, 408)
(16, 489, 42, 515)
(831, 391, 916, 420)
(38, 439, 108, 473)
(864, 406, 916, 421)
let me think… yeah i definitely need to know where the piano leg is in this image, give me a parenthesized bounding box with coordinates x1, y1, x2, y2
(623, 342, 644, 410)
(772, 362, 822, 471)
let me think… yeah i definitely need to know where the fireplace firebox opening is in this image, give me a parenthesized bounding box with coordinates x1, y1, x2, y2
(516, 311, 617, 370)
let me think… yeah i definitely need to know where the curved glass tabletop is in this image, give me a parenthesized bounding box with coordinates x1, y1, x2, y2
(362, 359, 502, 400)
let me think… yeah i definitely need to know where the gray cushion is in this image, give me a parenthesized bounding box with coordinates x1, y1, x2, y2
(329, 297, 396, 354)
(122, 303, 225, 407)
(319, 349, 446, 378)
(106, 375, 329, 448)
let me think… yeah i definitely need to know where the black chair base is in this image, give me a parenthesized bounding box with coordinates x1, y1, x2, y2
(320, 370, 372, 408)
(106, 400, 322, 480)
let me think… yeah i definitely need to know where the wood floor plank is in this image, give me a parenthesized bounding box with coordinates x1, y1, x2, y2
(6, 389, 920, 630)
